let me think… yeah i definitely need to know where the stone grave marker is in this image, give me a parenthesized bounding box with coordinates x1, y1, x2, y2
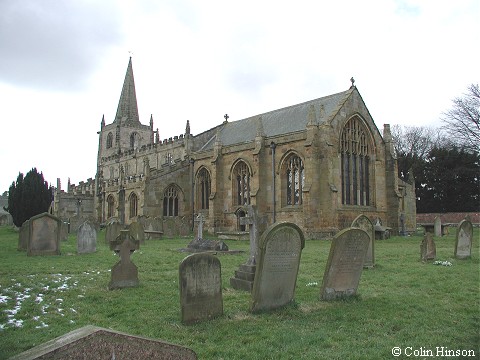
(59, 221, 68, 241)
(179, 253, 223, 324)
(434, 216, 442, 237)
(105, 218, 122, 244)
(319, 227, 370, 300)
(109, 230, 140, 290)
(420, 232, 436, 261)
(351, 214, 375, 268)
(27, 212, 61, 256)
(10, 325, 197, 359)
(251, 222, 305, 312)
(129, 221, 145, 244)
(230, 205, 261, 291)
(187, 213, 229, 252)
(77, 220, 97, 254)
(18, 220, 29, 251)
(454, 219, 473, 259)
(144, 216, 163, 239)
(195, 213, 205, 239)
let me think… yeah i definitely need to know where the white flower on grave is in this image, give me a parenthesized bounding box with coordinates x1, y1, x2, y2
(306, 281, 318, 287)
(433, 260, 453, 266)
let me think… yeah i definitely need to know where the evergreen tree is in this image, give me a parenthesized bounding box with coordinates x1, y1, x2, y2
(4, 168, 52, 227)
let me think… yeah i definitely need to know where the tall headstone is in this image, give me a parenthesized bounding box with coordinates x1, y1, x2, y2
(319, 228, 370, 300)
(77, 220, 97, 254)
(109, 230, 140, 290)
(18, 220, 29, 251)
(434, 216, 442, 237)
(251, 222, 305, 312)
(230, 205, 261, 291)
(420, 232, 436, 261)
(27, 213, 61, 256)
(179, 253, 223, 324)
(129, 221, 145, 245)
(454, 219, 473, 259)
(351, 214, 375, 268)
(105, 218, 122, 244)
(195, 213, 205, 239)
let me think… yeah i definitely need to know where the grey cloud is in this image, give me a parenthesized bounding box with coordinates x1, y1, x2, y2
(0, 0, 123, 91)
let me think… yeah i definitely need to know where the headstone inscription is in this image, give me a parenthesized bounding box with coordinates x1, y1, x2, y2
(77, 220, 97, 254)
(27, 212, 61, 256)
(230, 205, 261, 291)
(454, 219, 473, 259)
(319, 228, 370, 300)
(9, 325, 198, 360)
(108, 230, 140, 290)
(420, 232, 436, 261)
(105, 218, 122, 244)
(179, 253, 223, 324)
(251, 222, 305, 312)
(434, 216, 442, 237)
(18, 220, 29, 251)
(351, 214, 375, 268)
(129, 221, 145, 244)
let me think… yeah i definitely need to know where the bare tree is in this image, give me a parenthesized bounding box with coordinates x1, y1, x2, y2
(441, 84, 480, 153)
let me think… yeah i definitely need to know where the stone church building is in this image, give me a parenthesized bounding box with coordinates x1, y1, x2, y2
(54, 58, 416, 239)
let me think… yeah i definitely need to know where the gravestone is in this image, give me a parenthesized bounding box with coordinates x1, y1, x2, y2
(434, 216, 442, 237)
(454, 219, 473, 259)
(77, 220, 97, 254)
(144, 216, 163, 239)
(10, 325, 197, 359)
(129, 221, 145, 244)
(105, 218, 122, 244)
(319, 228, 370, 300)
(109, 230, 140, 290)
(187, 213, 229, 252)
(18, 220, 29, 251)
(59, 221, 68, 241)
(179, 253, 223, 324)
(230, 205, 261, 291)
(27, 213, 61, 256)
(420, 232, 436, 261)
(251, 222, 305, 312)
(351, 214, 375, 268)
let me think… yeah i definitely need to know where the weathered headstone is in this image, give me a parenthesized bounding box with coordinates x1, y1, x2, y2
(59, 221, 68, 241)
(109, 230, 140, 290)
(434, 216, 442, 237)
(9, 325, 197, 359)
(230, 205, 261, 291)
(77, 220, 97, 254)
(319, 228, 370, 300)
(195, 213, 205, 239)
(351, 214, 375, 268)
(27, 212, 61, 256)
(454, 219, 473, 259)
(18, 220, 29, 251)
(420, 232, 436, 261)
(179, 253, 223, 324)
(105, 218, 122, 244)
(187, 213, 228, 252)
(129, 221, 145, 244)
(251, 222, 305, 312)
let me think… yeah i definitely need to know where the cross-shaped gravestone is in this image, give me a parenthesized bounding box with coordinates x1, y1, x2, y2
(239, 206, 259, 266)
(195, 213, 205, 240)
(109, 230, 140, 290)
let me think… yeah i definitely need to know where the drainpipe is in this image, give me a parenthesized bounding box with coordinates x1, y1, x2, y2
(190, 158, 195, 232)
(270, 142, 276, 223)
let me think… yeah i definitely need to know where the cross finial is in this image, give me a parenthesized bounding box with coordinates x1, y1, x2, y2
(224, 113, 229, 122)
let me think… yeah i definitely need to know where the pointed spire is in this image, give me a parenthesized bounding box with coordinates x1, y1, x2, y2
(101, 114, 105, 129)
(149, 114, 153, 129)
(114, 57, 140, 125)
(185, 120, 191, 136)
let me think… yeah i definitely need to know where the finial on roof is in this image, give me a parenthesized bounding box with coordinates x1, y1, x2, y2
(101, 114, 105, 129)
(224, 113, 229, 123)
(149, 114, 153, 129)
(307, 104, 317, 126)
(350, 77, 355, 89)
(185, 120, 191, 135)
(256, 116, 265, 137)
(155, 128, 159, 143)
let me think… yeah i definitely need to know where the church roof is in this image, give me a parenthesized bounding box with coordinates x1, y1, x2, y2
(114, 57, 140, 126)
(201, 88, 353, 150)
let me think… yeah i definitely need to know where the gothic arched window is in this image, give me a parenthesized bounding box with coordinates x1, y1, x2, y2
(129, 192, 138, 218)
(107, 195, 115, 218)
(106, 132, 113, 149)
(233, 161, 250, 206)
(285, 154, 305, 206)
(197, 168, 211, 210)
(163, 185, 179, 217)
(340, 116, 373, 206)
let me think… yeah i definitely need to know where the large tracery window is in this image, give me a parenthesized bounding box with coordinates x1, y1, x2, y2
(129, 192, 138, 218)
(106, 132, 113, 149)
(107, 195, 115, 218)
(286, 154, 305, 206)
(197, 168, 211, 210)
(341, 117, 372, 206)
(163, 185, 179, 217)
(233, 161, 250, 206)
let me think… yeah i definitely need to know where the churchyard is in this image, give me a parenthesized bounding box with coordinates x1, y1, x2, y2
(0, 225, 478, 359)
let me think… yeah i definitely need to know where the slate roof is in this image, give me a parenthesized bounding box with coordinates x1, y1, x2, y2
(200, 88, 353, 150)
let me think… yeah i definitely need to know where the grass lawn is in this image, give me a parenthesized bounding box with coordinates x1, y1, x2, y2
(0, 225, 478, 359)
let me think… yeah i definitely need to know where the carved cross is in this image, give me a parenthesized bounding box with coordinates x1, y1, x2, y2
(240, 206, 259, 266)
(224, 114, 229, 122)
(195, 213, 205, 240)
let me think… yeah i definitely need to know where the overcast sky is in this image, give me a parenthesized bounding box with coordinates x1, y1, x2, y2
(0, 0, 478, 194)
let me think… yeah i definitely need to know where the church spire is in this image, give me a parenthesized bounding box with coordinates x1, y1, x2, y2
(114, 57, 140, 125)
